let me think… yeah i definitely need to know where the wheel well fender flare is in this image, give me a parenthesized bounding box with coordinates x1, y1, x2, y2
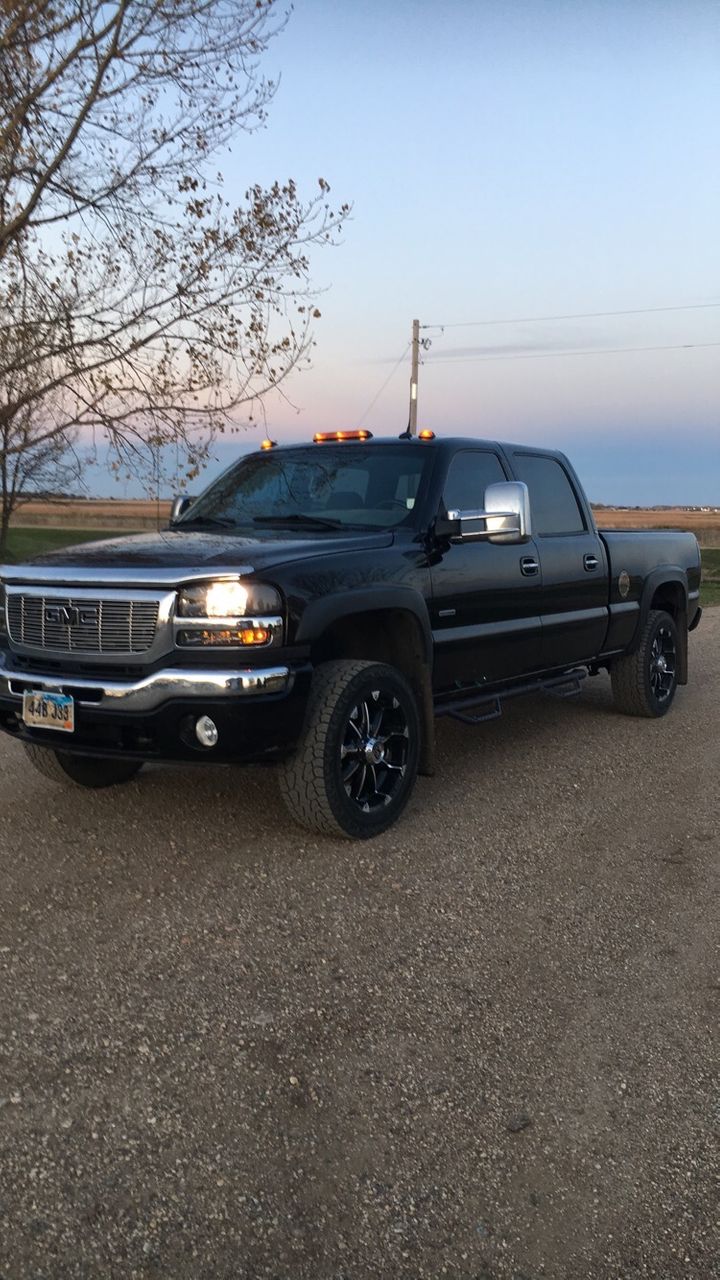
(295, 586, 433, 666)
(636, 568, 688, 629)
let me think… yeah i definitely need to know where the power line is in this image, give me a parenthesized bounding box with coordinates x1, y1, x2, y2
(425, 339, 720, 366)
(355, 341, 411, 426)
(421, 301, 720, 331)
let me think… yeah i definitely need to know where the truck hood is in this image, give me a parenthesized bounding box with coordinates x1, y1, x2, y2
(5, 528, 394, 585)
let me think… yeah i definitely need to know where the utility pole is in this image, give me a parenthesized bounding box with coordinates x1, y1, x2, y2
(408, 318, 420, 435)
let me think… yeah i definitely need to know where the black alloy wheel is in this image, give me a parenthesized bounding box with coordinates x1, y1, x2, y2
(340, 687, 410, 815)
(279, 659, 421, 838)
(648, 623, 676, 706)
(611, 608, 679, 718)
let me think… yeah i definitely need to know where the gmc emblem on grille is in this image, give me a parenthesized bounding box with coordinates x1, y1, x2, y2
(45, 605, 98, 628)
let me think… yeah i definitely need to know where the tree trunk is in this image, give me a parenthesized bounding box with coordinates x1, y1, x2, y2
(0, 504, 12, 560)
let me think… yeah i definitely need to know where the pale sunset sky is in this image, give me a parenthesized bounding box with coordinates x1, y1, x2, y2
(98, 0, 720, 504)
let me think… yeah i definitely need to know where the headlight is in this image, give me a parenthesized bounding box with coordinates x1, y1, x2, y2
(177, 579, 281, 619)
(175, 578, 283, 649)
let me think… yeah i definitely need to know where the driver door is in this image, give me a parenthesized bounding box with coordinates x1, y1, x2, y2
(430, 449, 544, 691)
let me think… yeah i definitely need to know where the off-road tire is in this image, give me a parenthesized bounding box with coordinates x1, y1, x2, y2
(23, 744, 143, 788)
(279, 659, 421, 839)
(610, 608, 679, 718)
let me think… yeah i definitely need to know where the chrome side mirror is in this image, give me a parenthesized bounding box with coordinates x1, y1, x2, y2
(170, 495, 193, 524)
(445, 481, 532, 544)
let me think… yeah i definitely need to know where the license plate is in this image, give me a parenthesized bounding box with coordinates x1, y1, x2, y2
(23, 691, 75, 733)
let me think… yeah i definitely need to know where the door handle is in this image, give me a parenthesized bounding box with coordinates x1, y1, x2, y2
(584, 554, 599, 572)
(520, 556, 539, 576)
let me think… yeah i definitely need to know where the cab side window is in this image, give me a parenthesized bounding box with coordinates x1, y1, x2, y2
(511, 454, 585, 536)
(443, 450, 507, 512)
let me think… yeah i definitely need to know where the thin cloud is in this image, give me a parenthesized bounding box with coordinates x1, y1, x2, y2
(423, 338, 606, 360)
(367, 335, 612, 364)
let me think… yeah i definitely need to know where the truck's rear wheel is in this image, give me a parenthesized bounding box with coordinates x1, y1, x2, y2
(279, 659, 420, 839)
(610, 608, 679, 718)
(23, 744, 143, 788)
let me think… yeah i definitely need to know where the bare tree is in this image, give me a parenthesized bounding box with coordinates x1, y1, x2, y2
(0, 408, 83, 556)
(0, 257, 84, 552)
(0, 0, 348, 514)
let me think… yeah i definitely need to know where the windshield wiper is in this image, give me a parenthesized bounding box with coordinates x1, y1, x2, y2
(252, 513, 345, 531)
(174, 514, 235, 530)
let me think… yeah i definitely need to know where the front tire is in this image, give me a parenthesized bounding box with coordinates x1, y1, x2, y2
(611, 608, 679, 718)
(23, 744, 143, 789)
(279, 659, 421, 839)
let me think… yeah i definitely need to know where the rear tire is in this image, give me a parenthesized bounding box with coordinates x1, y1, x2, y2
(23, 744, 143, 789)
(610, 608, 679, 718)
(279, 659, 421, 839)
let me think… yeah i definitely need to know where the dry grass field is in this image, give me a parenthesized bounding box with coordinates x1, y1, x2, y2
(12, 499, 720, 543)
(13, 498, 172, 531)
(8, 502, 719, 606)
(595, 507, 720, 546)
(3, 516, 720, 607)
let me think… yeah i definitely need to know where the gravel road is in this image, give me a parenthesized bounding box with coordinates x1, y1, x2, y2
(1, 613, 718, 1279)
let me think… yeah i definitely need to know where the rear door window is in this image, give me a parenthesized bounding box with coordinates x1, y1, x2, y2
(511, 454, 585, 536)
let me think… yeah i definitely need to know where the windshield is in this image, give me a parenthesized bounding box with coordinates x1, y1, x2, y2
(178, 445, 431, 531)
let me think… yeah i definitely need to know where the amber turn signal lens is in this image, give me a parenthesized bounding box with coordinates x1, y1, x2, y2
(313, 429, 373, 443)
(177, 627, 271, 648)
(241, 628, 269, 645)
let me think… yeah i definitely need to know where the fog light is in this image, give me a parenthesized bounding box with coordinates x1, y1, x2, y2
(195, 715, 219, 748)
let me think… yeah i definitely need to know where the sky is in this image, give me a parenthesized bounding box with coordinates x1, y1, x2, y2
(90, 0, 720, 505)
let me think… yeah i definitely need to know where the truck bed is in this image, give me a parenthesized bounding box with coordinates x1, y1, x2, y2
(599, 528, 702, 597)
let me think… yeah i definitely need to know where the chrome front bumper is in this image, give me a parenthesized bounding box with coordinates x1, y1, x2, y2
(0, 656, 292, 714)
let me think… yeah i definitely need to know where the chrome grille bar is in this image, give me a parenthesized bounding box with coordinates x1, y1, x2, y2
(7, 589, 163, 656)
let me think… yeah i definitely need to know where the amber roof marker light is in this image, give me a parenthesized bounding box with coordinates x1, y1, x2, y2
(313, 430, 374, 443)
(260, 438, 277, 450)
(398, 426, 436, 440)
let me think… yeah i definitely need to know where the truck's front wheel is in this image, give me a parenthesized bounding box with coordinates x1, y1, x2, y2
(279, 659, 421, 839)
(610, 608, 679, 717)
(23, 744, 143, 788)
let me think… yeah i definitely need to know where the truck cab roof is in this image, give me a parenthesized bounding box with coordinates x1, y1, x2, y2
(260, 434, 568, 463)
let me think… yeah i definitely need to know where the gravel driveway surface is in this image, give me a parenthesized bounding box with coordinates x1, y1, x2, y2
(1, 612, 718, 1279)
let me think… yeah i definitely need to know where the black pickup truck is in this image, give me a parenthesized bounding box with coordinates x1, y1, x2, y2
(0, 432, 702, 838)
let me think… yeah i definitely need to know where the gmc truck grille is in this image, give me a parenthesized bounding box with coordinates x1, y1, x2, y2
(7, 595, 159, 655)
